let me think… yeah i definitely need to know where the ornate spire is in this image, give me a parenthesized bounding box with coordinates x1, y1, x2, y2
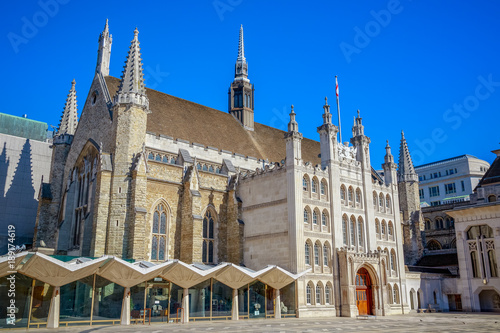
(234, 24, 248, 81)
(96, 19, 112, 76)
(288, 105, 298, 133)
(398, 131, 418, 182)
(322, 97, 332, 124)
(384, 140, 394, 164)
(114, 28, 149, 110)
(57, 79, 78, 136)
(352, 109, 364, 137)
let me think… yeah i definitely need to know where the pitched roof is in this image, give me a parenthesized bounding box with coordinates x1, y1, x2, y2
(105, 76, 321, 164)
(57, 79, 78, 136)
(476, 150, 500, 187)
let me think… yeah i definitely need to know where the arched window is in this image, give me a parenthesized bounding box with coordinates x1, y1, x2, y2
(305, 243, 311, 265)
(314, 243, 320, 265)
(373, 192, 377, 207)
(162, 155, 168, 163)
(325, 285, 331, 304)
(435, 218, 444, 230)
(340, 186, 346, 201)
(470, 251, 479, 277)
(304, 208, 309, 224)
(388, 221, 394, 238)
(303, 176, 309, 191)
(375, 219, 380, 235)
(355, 188, 361, 205)
(488, 250, 498, 278)
(151, 204, 168, 261)
(350, 217, 356, 246)
(390, 250, 397, 272)
(321, 181, 327, 195)
(348, 187, 354, 203)
(387, 284, 393, 304)
(313, 210, 318, 225)
(488, 195, 497, 202)
(426, 240, 442, 251)
(386, 194, 391, 212)
(197, 163, 202, 170)
(316, 284, 322, 305)
(357, 218, 364, 247)
(321, 212, 327, 226)
(379, 193, 384, 211)
(312, 179, 318, 193)
(323, 244, 329, 266)
(202, 210, 215, 264)
(425, 219, 431, 230)
(381, 220, 387, 235)
(393, 284, 400, 304)
(148, 152, 154, 160)
(155, 154, 161, 161)
(342, 215, 348, 245)
(202, 164, 208, 171)
(306, 284, 312, 304)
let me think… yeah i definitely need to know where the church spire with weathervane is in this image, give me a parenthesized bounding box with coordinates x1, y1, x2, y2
(229, 25, 255, 131)
(57, 79, 78, 136)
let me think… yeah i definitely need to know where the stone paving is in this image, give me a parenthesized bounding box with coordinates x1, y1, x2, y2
(28, 313, 500, 333)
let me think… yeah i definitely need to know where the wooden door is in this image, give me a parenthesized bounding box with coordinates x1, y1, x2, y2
(356, 268, 372, 315)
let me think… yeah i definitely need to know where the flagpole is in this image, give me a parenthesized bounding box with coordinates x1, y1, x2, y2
(336, 75, 342, 144)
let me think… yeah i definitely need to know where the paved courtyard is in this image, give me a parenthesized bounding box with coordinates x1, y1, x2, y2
(29, 313, 500, 333)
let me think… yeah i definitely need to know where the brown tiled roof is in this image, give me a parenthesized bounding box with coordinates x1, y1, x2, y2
(105, 76, 321, 164)
(476, 152, 500, 187)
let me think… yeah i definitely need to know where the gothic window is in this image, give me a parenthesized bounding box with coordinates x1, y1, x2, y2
(303, 177, 309, 191)
(312, 179, 318, 193)
(322, 212, 327, 226)
(148, 152, 154, 160)
(325, 285, 331, 304)
(170, 157, 176, 164)
(435, 218, 444, 229)
(348, 187, 354, 203)
(305, 243, 311, 265)
(320, 181, 326, 195)
(357, 219, 364, 247)
(393, 284, 400, 304)
(386, 194, 391, 212)
(387, 284, 393, 304)
(323, 244, 329, 266)
(234, 92, 242, 108)
(388, 221, 394, 238)
(313, 211, 318, 225)
(467, 225, 494, 239)
(162, 155, 169, 163)
(355, 188, 361, 205)
(390, 250, 397, 272)
(155, 154, 161, 161)
(316, 284, 322, 305)
(314, 243, 320, 265)
(381, 220, 387, 235)
(341, 186, 346, 202)
(373, 192, 377, 207)
(350, 217, 356, 246)
(202, 164, 208, 171)
(151, 204, 167, 261)
(426, 240, 442, 251)
(202, 210, 215, 264)
(342, 215, 348, 245)
(306, 284, 312, 304)
(379, 193, 384, 211)
(488, 250, 498, 278)
(375, 219, 380, 236)
(208, 165, 214, 173)
(197, 163, 202, 170)
(425, 219, 431, 230)
(470, 251, 479, 278)
(304, 208, 309, 224)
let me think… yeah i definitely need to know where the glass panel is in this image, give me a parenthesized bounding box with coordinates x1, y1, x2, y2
(130, 282, 145, 322)
(169, 283, 183, 322)
(249, 281, 265, 319)
(208, 241, 214, 263)
(145, 278, 169, 323)
(238, 285, 248, 317)
(30, 279, 53, 324)
(209, 217, 214, 239)
(159, 237, 166, 260)
(153, 211, 159, 233)
(189, 280, 211, 319)
(281, 282, 296, 316)
(212, 280, 232, 318)
(266, 287, 274, 315)
(162, 156, 168, 163)
(203, 217, 208, 238)
(160, 212, 166, 234)
(152, 236, 158, 260)
(202, 240, 207, 263)
(92, 275, 124, 322)
(0, 274, 32, 328)
(60, 275, 94, 323)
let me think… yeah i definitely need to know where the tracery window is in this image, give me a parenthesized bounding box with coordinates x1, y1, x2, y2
(306, 284, 312, 304)
(202, 210, 215, 264)
(342, 215, 348, 245)
(312, 179, 318, 193)
(316, 284, 322, 305)
(325, 285, 331, 304)
(151, 204, 167, 261)
(313, 211, 318, 225)
(350, 217, 356, 246)
(322, 212, 327, 226)
(314, 243, 320, 265)
(357, 219, 364, 247)
(305, 243, 311, 265)
(323, 244, 329, 266)
(303, 177, 309, 191)
(304, 208, 309, 224)
(321, 181, 326, 195)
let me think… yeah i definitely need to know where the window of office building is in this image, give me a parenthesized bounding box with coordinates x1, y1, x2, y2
(445, 183, 456, 195)
(429, 186, 440, 197)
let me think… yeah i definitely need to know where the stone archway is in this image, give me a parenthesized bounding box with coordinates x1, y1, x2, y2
(479, 289, 500, 312)
(355, 267, 373, 315)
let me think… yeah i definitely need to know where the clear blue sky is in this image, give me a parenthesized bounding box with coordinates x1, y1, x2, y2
(1, 0, 499, 168)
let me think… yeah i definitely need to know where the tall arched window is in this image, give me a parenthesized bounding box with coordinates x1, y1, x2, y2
(357, 218, 363, 247)
(342, 215, 348, 245)
(306, 284, 312, 304)
(386, 194, 391, 212)
(348, 187, 354, 203)
(312, 179, 318, 193)
(202, 210, 215, 264)
(350, 217, 356, 246)
(375, 219, 380, 236)
(151, 204, 168, 261)
(379, 193, 384, 211)
(303, 177, 309, 191)
(322, 212, 327, 226)
(314, 243, 320, 265)
(304, 208, 309, 224)
(373, 192, 377, 207)
(388, 221, 394, 238)
(381, 220, 387, 235)
(323, 244, 329, 266)
(321, 181, 327, 195)
(341, 186, 346, 202)
(305, 243, 311, 265)
(325, 285, 331, 304)
(356, 188, 361, 206)
(470, 251, 479, 278)
(313, 210, 318, 225)
(387, 284, 393, 304)
(393, 284, 400, 304)
(316, 284, 322, 305)
(390, 250, 397, 272)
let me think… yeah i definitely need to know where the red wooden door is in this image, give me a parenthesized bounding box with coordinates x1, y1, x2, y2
(356, 268, 372, 315)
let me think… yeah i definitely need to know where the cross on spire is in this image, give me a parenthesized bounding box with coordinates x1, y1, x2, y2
(57, 79, 78, 136)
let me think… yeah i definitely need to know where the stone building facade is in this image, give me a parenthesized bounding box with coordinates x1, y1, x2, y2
(34, 21, 418, 318)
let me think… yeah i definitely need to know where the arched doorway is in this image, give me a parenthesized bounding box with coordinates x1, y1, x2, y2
(355, 267, 372, 315)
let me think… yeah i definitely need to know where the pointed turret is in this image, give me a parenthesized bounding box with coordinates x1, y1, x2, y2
(96, 19, 112, 76)
(284, 105, 303, 166)
(57, 79, 78, 136)
(113, 28, 149, 110)
(288, 105, 299, 133)
(322, 97, 332, 125)
(382, 140, 397, 185)
(397, 131, 418, 182)
(229, 24, 254, 130)
(352, 109, 364, 137)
